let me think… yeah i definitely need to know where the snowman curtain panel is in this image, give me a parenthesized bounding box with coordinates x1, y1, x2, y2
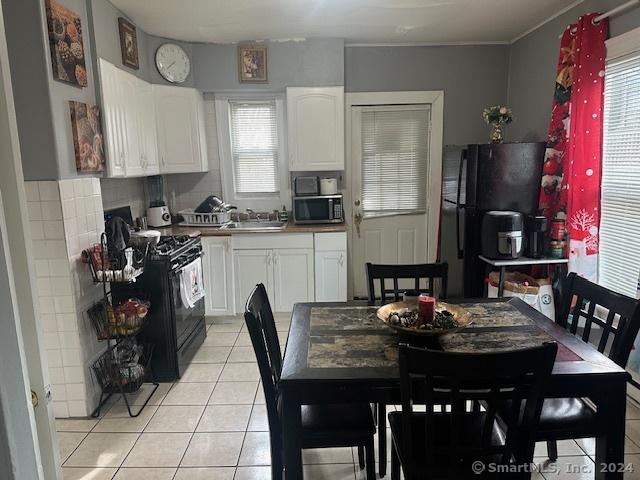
(539, 12, 608, 281)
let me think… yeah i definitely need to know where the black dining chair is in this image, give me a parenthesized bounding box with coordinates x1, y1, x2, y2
(539, 272, 640, 461)
(366, 261, 449, 475)
(366, 262, 449, 304)
(389, 342, 558, 480)
(244, 284, 377, 480)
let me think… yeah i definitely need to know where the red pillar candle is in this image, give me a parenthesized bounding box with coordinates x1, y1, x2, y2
(418, 295, 435, 323)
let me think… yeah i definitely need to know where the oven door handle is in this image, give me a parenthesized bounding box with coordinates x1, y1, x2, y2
(171, 252, 204, 275)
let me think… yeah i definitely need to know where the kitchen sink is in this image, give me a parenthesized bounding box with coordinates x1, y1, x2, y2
(220, 221, 286, 231)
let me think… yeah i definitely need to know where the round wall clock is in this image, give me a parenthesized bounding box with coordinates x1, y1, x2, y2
(155, 43, 190, 83)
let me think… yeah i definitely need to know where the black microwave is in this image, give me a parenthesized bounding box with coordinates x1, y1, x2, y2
(292, 195, 344, 224)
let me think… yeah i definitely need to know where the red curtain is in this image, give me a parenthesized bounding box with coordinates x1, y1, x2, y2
(539, 12, 608, 281)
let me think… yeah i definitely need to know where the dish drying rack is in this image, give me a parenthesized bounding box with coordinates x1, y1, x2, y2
(178, 209, 231, 227)
(82, 232, 159, 418)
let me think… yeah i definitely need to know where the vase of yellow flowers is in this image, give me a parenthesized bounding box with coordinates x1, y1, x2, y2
(483, 106, 513, 143)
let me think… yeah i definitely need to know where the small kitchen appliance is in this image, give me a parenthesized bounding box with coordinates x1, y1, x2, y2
(293, 194, 344, 224)
(294, 176, 320, 196)
(320, 178, 339, 195)
(481, 211, 524, 259)
(147, 176, 171, 228)
(525, 215, 548, 258)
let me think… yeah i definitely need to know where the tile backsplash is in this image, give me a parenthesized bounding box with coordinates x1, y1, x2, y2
(26, 178, 106, 418)
(100, 177, 146, 220)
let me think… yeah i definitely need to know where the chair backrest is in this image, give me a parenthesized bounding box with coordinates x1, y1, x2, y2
(366, 262, 448, 305)
(558, 272, 640, 367)
(398, 342, 557, 480)
(244, 284, 283, 439)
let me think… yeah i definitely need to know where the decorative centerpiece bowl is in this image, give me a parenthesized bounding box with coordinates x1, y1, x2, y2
(377, 301, 472, 337)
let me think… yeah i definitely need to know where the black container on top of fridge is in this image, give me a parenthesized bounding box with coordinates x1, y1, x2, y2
(455, 142, 546, 297)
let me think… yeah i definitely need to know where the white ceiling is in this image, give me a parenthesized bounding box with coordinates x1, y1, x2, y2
(110, 0, 582, 45)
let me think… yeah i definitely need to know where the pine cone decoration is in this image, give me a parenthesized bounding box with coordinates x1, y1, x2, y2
(57, 41, 74, 67)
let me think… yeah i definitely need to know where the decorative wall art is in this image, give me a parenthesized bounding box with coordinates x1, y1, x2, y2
(118, 17, 139, 69)
(238, 44, 268, 83)
(69, 101, 105, 173)
(45, 0, 87, 87)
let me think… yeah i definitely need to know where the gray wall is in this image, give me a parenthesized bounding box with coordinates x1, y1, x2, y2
(3, 0, 99, 180)
(89, 0, 150, 82)
(345, 45, 510, 145)
(2, 0, 58, 180)
(507, 0, 640, 141)
(193, 38, 344, 92)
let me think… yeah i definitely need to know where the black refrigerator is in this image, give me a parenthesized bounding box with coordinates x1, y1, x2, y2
(455, 142, 546, 297)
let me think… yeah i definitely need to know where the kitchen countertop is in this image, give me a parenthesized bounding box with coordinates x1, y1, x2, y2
(157, 222, 348, 237)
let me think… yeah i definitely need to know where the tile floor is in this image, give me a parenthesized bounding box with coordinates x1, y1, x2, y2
(57, 313, 640, 479)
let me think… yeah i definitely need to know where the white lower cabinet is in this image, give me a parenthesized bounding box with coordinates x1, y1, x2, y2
(314, 232, 348, 302)
(204, 232, 346, 315)
(234, 249, 274, 312)
(315, 251, 347, 302)
(272, 249, 315, 312)
(201, 237, 234, 316)
(232, 234, 315, 312)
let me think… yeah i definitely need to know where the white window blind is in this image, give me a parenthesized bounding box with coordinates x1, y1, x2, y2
(600, 54, 640, 297)
(229, 100, 280, 196)
(361, 106, 430, 217)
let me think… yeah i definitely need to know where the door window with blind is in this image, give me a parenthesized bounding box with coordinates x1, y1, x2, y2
(600, 53, 640, 297)
(360, 105, 431, 218)
(216, 96, 287, 209)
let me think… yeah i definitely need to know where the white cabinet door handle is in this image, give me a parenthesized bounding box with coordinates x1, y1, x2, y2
(273, 252, 278, 265)
(338, 253, 344, 266)
(266, 252, 272, 265)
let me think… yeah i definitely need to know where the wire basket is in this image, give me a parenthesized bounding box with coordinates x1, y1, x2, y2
(87, 297, 150, 341)
(178, 209, 231, 226)
(92, 341, 154, 394)
(81, 234, 147, 284)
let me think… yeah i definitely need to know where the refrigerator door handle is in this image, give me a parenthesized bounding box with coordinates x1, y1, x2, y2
(456, 149, 466, 259)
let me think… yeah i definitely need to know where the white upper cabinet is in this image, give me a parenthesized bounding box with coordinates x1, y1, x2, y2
(136, 78, 159, 176)
(98, 58, 206, 177)
(99, 59, 158, 177)
(154, 85, 208, 174)
(287, 86, 345, 171)
(98, 58, 126, 177)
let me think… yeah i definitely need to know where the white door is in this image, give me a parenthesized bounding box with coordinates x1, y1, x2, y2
(272, 248, 314, 311)
(315, 251, 347, 302)
(202, 237, 234, 315)
(350, 104, 432, 298)
(287, 87, 344, 171)
(234, 249, 273, 313)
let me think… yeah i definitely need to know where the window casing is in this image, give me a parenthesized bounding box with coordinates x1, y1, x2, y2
(600, 49, 640, 297)
(216, 95, 288, 210)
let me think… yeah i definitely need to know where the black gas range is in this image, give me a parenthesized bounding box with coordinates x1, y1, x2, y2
(114, 234, 206, 381)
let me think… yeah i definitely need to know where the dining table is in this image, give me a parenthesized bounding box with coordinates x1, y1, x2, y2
(279, 297, 630, 480)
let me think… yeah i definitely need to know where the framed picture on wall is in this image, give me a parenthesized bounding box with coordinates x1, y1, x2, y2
(238, 44, 268, 83)
(69, 101, 105, 173)
(118, 17, 139, 69)
(44, 0, 88, 87)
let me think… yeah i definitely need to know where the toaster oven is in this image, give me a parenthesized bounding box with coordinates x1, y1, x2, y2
(294, 176, 320, 196)
(293, 195, 344, 224)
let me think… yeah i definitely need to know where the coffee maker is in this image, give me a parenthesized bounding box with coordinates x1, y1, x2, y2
(525, 215, 547, 258)
(147, 176, 171, 228)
